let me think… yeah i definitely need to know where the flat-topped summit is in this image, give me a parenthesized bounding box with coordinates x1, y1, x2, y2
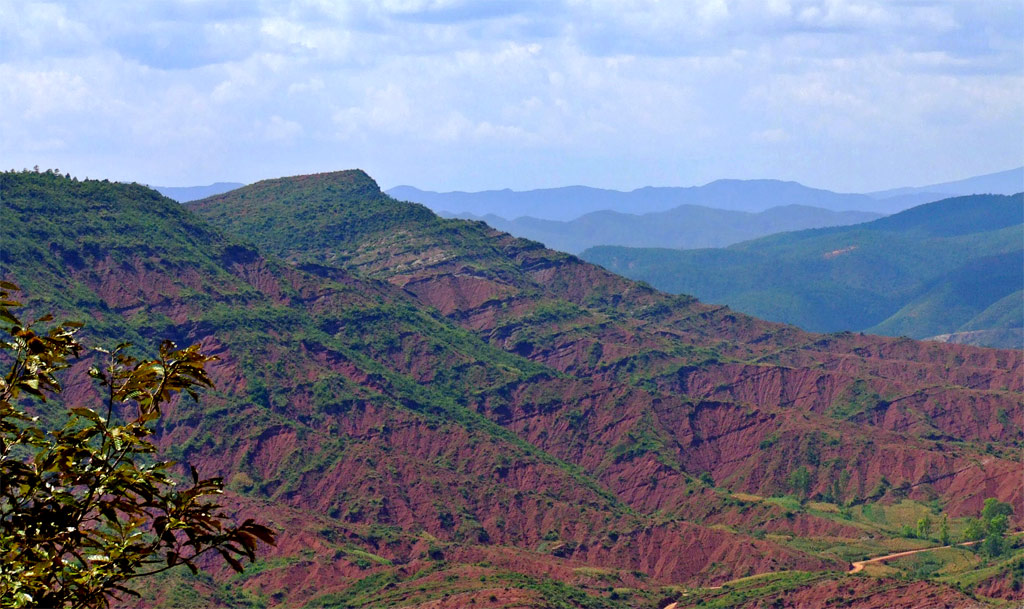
(206, 168, 383, 200)
(188, 169, 435, 262)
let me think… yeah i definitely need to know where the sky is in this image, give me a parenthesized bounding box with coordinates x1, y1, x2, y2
(1, 0, 1022, 193)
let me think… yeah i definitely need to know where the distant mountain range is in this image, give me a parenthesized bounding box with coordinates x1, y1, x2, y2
(868, 166, 1024, 200)
(388, 167, 1023, 220)
(450, 205, 882, 254)
(153, 182, 244, 202)
(583, 193, 1024, 349)
(389, 180, 885, 220)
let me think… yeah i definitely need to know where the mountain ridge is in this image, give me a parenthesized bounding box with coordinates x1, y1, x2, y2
(153, 181, 246, 202)
(868, 166, 1023, 199)
(387, 179, 888, 220)
(387, 168, 1024, 221)
(445, 203, 881, 254)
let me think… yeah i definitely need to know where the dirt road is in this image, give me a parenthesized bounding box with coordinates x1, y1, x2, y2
(661, 533, 1019, 608)
(848, 540, 980, 573)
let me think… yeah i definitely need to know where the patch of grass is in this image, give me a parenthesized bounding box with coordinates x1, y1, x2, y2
(827, 380, 883, 420)
(606, 411, 680, 471)
(765, 495, 803, 513)
(730, 492, 764, 503)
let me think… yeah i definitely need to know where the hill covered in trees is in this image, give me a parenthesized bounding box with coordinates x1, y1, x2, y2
(583, 193, 1024, 349)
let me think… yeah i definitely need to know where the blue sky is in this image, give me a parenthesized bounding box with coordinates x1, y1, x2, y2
(1, 0, 1021, 192)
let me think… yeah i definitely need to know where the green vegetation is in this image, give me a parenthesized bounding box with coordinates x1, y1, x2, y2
(607, 411, 679, 470)
(827, 380, 884, 420)
(187, 170, 556, 285)
(917, 515, 933, 540)
(0, 170, 261, 333)
(979, 498, 1014, 558)
(787, 466, 812, 502)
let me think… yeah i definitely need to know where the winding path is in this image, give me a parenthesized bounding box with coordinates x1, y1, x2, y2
(661, 531, 1021, 608)
(847, 540, 978, 574)
(849, 529, 1024, 574)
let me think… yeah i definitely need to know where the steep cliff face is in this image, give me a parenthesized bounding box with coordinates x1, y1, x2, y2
(3, 170, 1020, 607)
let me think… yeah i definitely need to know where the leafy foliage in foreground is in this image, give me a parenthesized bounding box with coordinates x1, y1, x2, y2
(0, 282, 274, 608)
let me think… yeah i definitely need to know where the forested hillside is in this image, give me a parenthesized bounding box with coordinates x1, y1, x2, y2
(584, 194, 1023, 348)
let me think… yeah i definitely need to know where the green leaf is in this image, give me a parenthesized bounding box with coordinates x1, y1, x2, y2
(70, 407, 102, 423)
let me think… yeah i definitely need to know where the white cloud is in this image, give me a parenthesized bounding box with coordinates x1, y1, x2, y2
(0, 0, 1020, 191)
(796, 0, 895, 29)
(263, 115, 304, 142)
(0, 68, 92, 120)
(752, 128, 790, 143)
(288, 77, 325, 95)
(764, 0, 792, 17)
(333, 83, 412, 136)
(0, 2, 95, 57)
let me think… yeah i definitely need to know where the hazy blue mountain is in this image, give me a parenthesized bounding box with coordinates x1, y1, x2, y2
(582, 193, 1024, 348)
(153, 182, 245, 202)
(388, 184, 660, 221)
(389, 171, 1022, 222)
(447, 204, 882, 254)
(868, 166, 1023, 200)
(388, 180, 892, 221)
